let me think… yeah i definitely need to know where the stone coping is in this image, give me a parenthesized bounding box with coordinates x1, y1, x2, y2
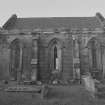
(0, 28, 104, 35)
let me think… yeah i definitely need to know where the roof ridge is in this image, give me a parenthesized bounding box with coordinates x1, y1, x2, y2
(17, 16, 95, 19)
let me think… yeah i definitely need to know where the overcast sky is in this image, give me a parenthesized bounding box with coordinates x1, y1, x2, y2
(0, 0, 105, 27)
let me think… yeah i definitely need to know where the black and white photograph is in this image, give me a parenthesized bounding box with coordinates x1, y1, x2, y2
(0, 0, 105, 105)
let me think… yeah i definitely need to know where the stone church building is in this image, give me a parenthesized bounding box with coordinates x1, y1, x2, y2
(0, 12, 105, 84)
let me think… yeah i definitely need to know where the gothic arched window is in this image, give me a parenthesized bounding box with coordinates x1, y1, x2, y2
(10, 39, 23, 80)
(91, 40, 97, 68)
(54, 46, 58, 69)
(48, 38, 62, 73)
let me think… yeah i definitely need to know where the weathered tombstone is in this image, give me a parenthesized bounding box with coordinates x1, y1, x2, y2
(41, 85, 49, 99)
(82, 73, 96, 98)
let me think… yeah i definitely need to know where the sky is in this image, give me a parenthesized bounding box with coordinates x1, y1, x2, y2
(0, 0, 105, 27)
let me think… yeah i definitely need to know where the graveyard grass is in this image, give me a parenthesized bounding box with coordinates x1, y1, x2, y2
(0, 84, 105, 105)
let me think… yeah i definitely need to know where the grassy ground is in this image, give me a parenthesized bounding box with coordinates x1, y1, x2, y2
(0, 84, 104, 105)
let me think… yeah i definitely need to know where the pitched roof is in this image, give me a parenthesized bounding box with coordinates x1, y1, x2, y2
(3, 14, 104, 30)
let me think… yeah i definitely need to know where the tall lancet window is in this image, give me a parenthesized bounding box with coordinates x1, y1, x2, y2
(54, 46, 58, 69)
(49, 39, 62, 73)
(91, 40, 97, 68)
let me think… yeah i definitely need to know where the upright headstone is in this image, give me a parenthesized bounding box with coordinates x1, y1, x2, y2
(82, 73, 96, 98)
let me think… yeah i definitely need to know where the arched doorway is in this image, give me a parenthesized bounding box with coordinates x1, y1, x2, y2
(48, 39, 62, 82)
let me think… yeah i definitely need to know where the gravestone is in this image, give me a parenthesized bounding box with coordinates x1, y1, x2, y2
(82, 73, 96, 98)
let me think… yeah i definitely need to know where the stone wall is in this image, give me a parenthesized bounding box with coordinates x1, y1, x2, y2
(38, 32, 73, 82)
(0, 28, 104, 82)
(0, 36, 10, 80)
